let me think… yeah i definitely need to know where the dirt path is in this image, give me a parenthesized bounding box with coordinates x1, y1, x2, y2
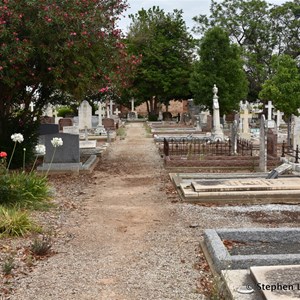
(11, 123, 204, 300)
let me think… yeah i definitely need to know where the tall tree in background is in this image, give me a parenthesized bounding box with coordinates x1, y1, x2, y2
(259, 54, 300, 146)
(189, 27, 248, 115)
(0, 0, 136, 167)
(193, 0, 300, 101)
(125, 6, 195, 118)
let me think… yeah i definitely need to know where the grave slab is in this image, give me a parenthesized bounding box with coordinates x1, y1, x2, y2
(203, 228, 300, 273)
(79, 140, 97, 149)
(250, 265, 300, 300)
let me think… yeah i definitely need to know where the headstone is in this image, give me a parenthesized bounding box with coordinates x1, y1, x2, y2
(79, 140, 97, 149)
(158, 111, 163, 121)
(127, 111, 137, 120)
(259, 114, 267, 172)
(58, 118, 73, 131)
(63, 126, 79, 135)
(102, 118, 115, 131)
(29, 101, 35, 112)
(39, 124, 59, 136)
(43, 104, 53, 117)
(95, 102, 107, 135)
(212, 84, 224, 141)
(267, 129, 278, 157)
(265, 100, 275, 128)
(40, 116, 55, 124)
(231, 120, 238, 155)
(43, 133, 80, 163)
(274, 110, 285, 130)
(114, 107, 121, 116)
(292, 114, 300, 148)
(91, 116, 99, 128)
(109, 99, 115, 117)
(239, 106, 252, 140)
(78, 100, 92, 129)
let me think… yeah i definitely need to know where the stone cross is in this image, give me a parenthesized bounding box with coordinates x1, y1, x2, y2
(274, 110, 284, 130)
(29, 102, 35, 112)
(266, 100, 274, 121)
(231, 120, 238, 155)
(95, 102, 103, 126)
(109, 99, 115, 117)
(240, 106, 252, 139)
(130, 98, 135, 112)
(106, 102, 110, 118)
(114, 107, 121, 116)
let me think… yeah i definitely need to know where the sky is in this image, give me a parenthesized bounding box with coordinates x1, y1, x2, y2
(118, 0, 288, 35)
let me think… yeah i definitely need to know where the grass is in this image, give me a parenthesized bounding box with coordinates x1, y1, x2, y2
(116, 127, 126, 138)
(30, 235, 52, 256)
(0, 206, 41, 237)
(2, 256, 15, 275)
(0, 172, 52, 209)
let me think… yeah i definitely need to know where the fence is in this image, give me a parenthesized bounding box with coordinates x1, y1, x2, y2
(163, 137, 253, 157)
(281, 141, 299, 163)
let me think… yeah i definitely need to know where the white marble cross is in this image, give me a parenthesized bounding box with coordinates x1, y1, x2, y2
(109, 99, 115, 117)
(114, 107, 121, 116)
(274, 110, 285, 129)
(29, 102, 35, 112)
(265, 100, 274, 121)
(130, 98, 135, 112)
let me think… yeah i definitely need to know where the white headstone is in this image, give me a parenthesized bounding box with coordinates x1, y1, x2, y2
(44, 104, 53, 117)
(109, 99, 115, 117)
(78, 100, 92, 130)
(265, 100, 275, 128)
(114, 107, 121, 116)
(274, 110, 285, 130)
(259, 115, 267, 172)
(130, 98, 135, 112)
(239, 106, 252, 140)
(29, 102, 35, 112)
(212, 84, 224, 141)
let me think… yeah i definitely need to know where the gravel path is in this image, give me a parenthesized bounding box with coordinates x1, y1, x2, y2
(9, 122, 300, 300)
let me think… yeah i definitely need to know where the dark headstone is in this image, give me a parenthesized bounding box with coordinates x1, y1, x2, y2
(40, 116, 55, 124)
(39, 124, 59, 136)
(267, 128, 278, 157)
(102, 118, 115, 130)
(43, 133, 80, 163)
(59, 118, 73, 131)
(162, 112, 172, 121)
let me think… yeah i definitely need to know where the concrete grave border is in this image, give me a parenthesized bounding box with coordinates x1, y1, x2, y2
(203, 227, 300, 273)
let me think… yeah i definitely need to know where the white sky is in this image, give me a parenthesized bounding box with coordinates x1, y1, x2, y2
(118, 0, 288, 35)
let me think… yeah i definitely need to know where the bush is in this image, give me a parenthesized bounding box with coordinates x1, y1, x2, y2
(57, 106, 74, 117)
(0, 172, 51, 209)
(148, 113, 158, 121)
(30, 235, 52, 256)
(0, 206, 40, 237)
(2, 256, 15, 275)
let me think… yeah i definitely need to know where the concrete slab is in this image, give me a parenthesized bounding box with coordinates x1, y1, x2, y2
(250, 265, 300, 299)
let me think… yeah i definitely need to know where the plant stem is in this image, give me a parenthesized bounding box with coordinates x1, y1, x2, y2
(45, 148, 57, 176)
(30, 155, 39, 173)
(6, 142, 17, 171)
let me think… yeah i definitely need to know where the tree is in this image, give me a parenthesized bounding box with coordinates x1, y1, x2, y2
(259, 54, 300, 146)
(125, 6, 195, 117)
(0, 0, 136, 167)
(189, 27, 248, 115)
(193, 0, 300, 101)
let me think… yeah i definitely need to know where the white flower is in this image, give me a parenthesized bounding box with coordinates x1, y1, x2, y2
(51, 137, 63, 148)
(35, 144, 46, 155)
(11, 133, 24, 143)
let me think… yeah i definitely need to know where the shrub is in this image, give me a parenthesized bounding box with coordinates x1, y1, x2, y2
(2, 256, 15, 275)
(0, 206, 40, 237)
(57, 106, 74, 117)
(30, 235, 52, 256)
(148, 113, 158, 121)
(0, 172, 51, 209)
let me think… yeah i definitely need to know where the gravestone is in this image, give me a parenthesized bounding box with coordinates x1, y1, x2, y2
(63, 126, 79, 135)
(95, 102, 107, 135)
(266, 100, 275, 128)
(274, 110, 285, 130)
(267, 129, 278, 157)
(43, 104, 53, 117)
(212, 84, 224, 141)
(58, 118, 73, 131)
(231, 120, 238, 155)
(78, 100, 92, 129)
(127, 111, 137, 120)
(292, 114, 300, 148)
(163, 112, 172, 121)
(40, 116, 55, 124)
(239, 105, 252, 140)
(102, 118, 115, 131)
(43, 133, 80, 163)
(39, 124, 59, 135)
(259, 115, 267, 172)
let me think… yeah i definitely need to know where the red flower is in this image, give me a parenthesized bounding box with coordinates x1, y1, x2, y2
(0, 151, 7, 158)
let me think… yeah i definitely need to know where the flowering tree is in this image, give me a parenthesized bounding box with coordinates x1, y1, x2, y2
(0, 0, 137, 167)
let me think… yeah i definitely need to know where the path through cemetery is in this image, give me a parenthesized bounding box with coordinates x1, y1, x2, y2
(11, 123, 205, 300)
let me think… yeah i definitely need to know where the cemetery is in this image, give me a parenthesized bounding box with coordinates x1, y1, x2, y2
(1, 1, 300, 299)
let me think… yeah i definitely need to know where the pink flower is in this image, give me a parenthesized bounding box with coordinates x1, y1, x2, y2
(0, 151, 7, 158)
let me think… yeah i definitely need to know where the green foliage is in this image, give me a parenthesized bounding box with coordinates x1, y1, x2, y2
(0, 172, 51, 209)
(190, 27, 248, 114)
(259, 54, 300, 118)
(193, 0, 300, 100)
(30, 235, 52, 256)
(57, 106, 74, 117)
(2, 256, 15, 275)
(0, 206, 40, 237)
(126, 7, 195, 113)
(116, 127, 126, 138)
